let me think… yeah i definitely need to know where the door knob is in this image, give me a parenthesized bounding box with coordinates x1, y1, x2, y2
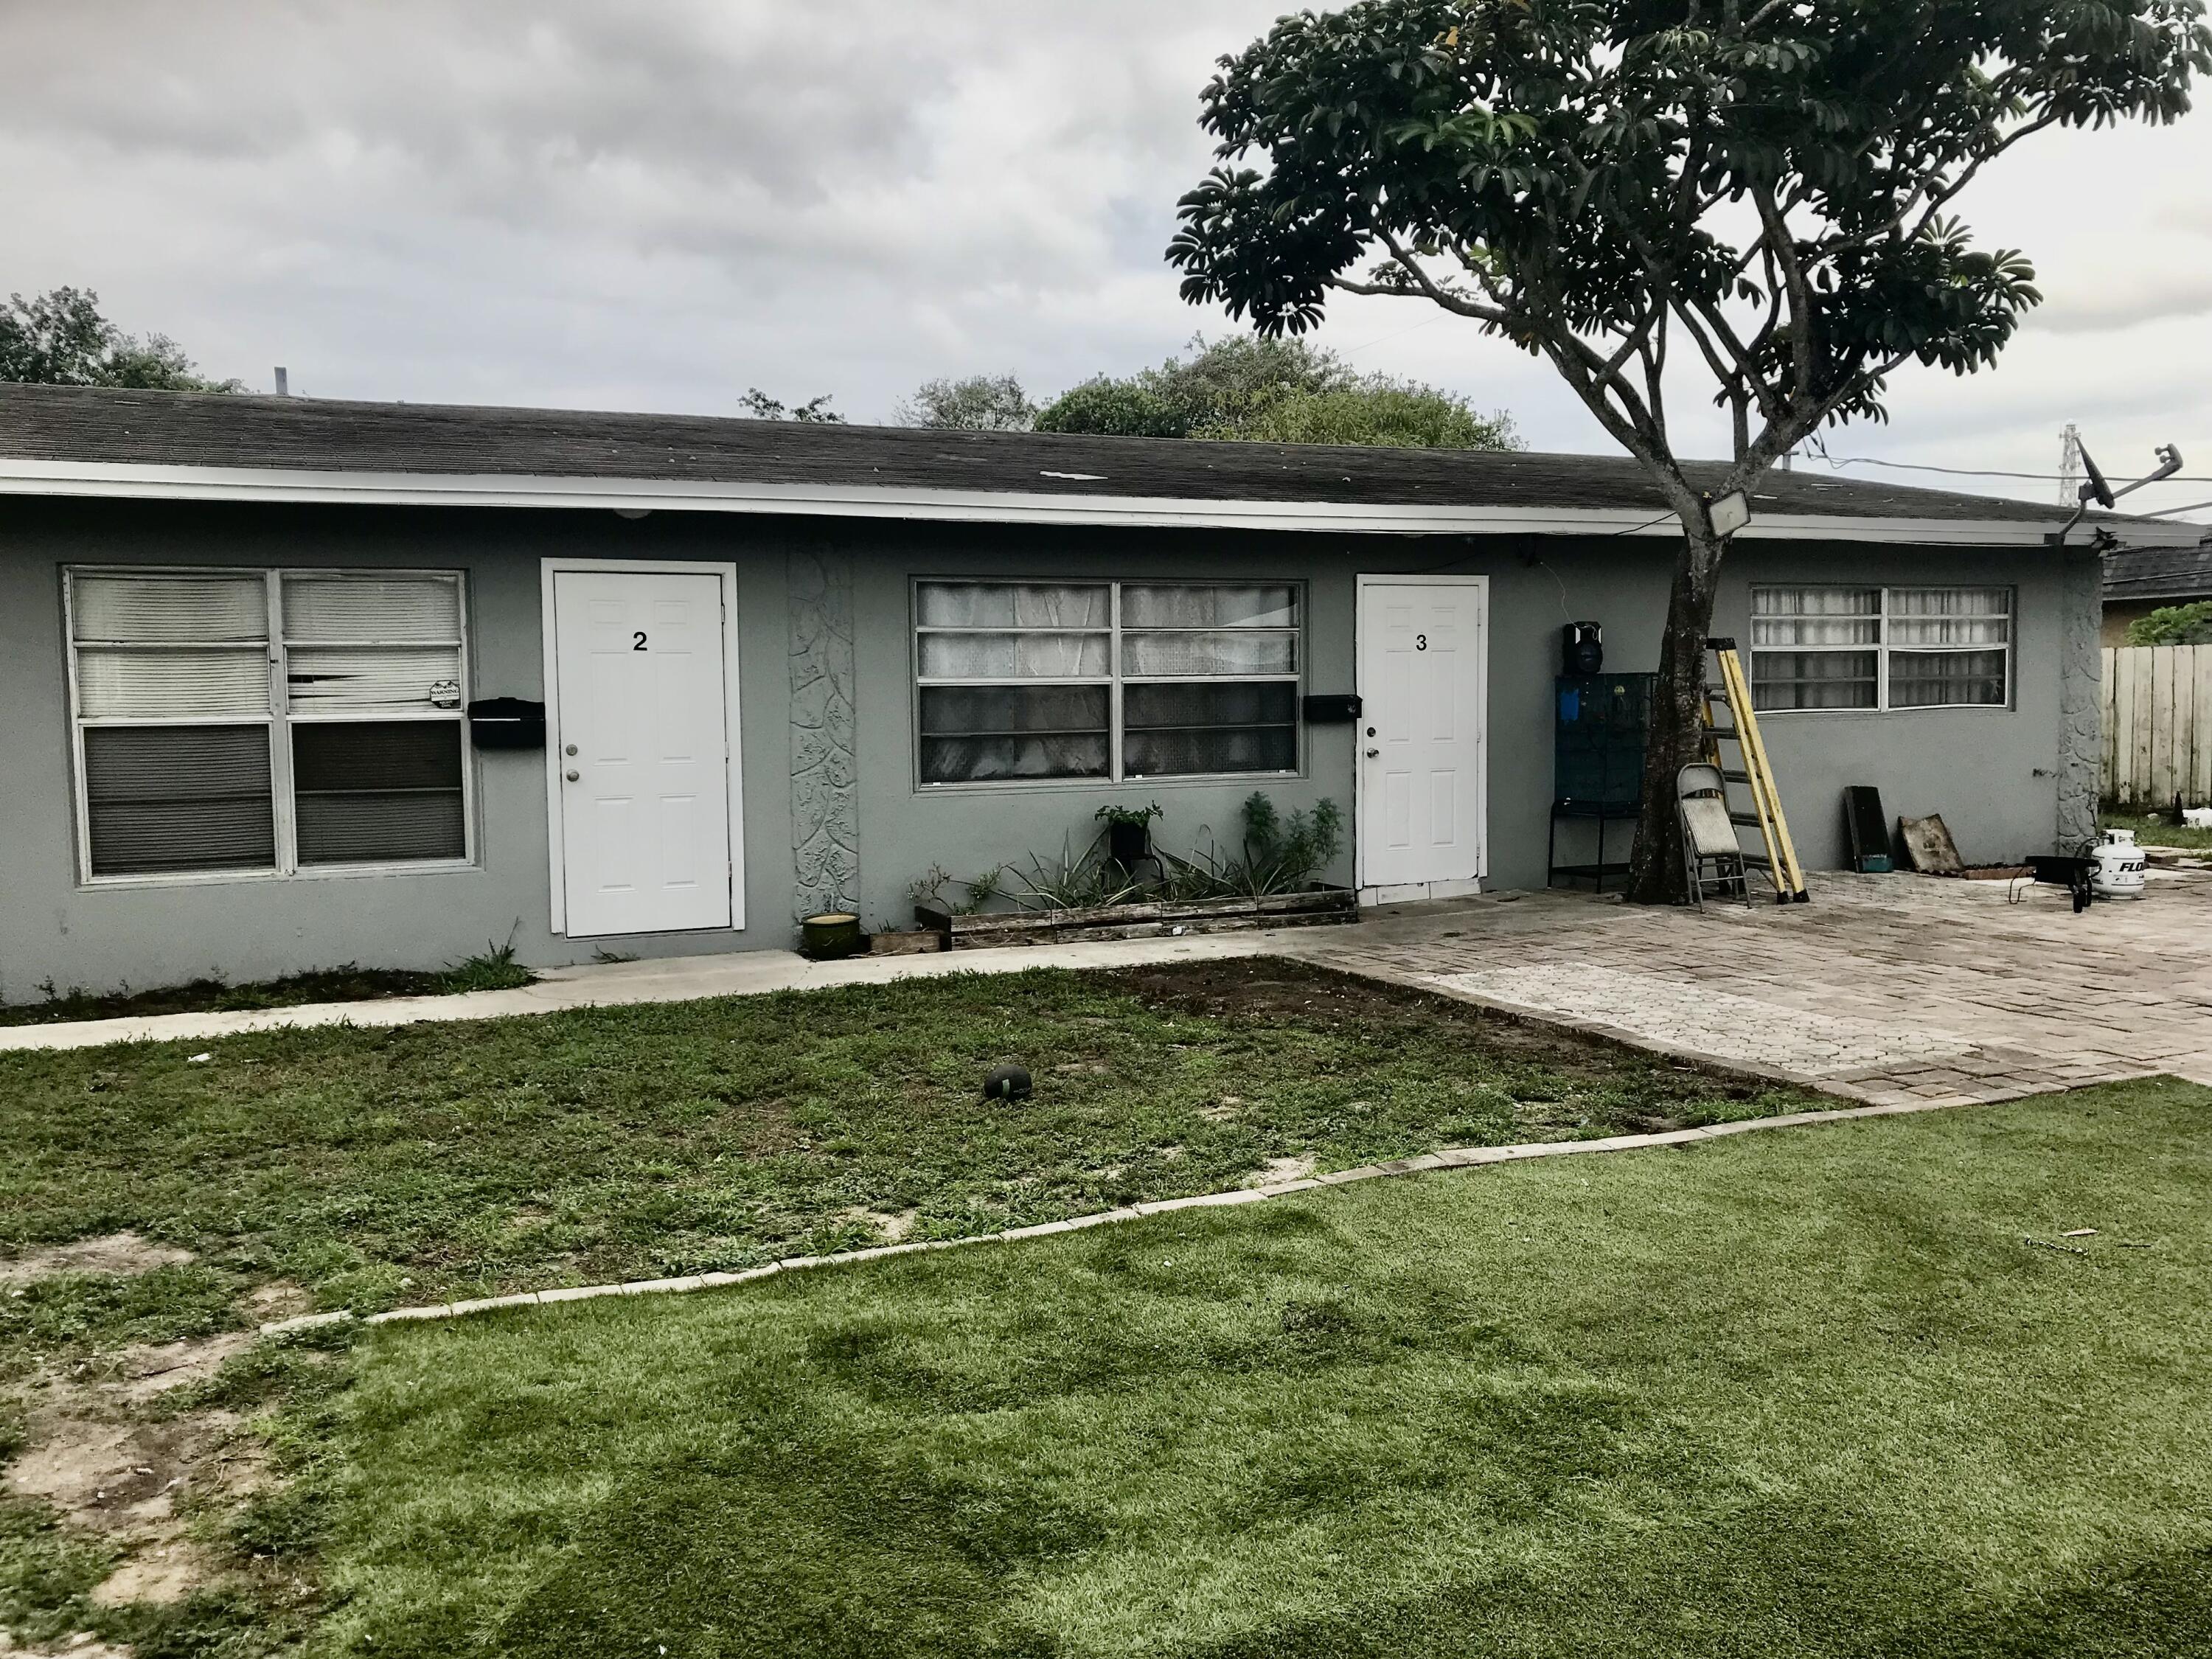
(1365, 747, 1380, 757)
(565, 770, 580, 782)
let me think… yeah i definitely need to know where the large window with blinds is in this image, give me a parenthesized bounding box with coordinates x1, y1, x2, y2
(65, 568, 470, 880)
(1749, 586, 2012, 713)
(914, 580, 1301, 785)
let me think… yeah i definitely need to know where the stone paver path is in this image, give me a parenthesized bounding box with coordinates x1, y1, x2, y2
(1293, 869, 2212, 1106)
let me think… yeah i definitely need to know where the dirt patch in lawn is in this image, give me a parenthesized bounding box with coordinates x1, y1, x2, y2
(1106, 959, 1750, 1083)
(1105, 958, 1785, 1135)
(5, 1328, 267, 1615)
(1105, 959, 1613, 1059)
(0, 1234, 197, 1286)
(1, 1234, 274, 1625)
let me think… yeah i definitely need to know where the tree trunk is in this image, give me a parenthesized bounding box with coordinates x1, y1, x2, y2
(1626, 530, 1727, 905)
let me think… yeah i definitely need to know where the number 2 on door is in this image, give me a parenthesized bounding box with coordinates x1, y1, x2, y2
(633, 632, 648, 651)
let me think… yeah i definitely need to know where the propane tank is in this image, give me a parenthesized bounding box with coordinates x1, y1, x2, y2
(2091, 828, 2148, 900)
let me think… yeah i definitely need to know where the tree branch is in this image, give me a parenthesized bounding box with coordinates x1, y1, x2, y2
(1750, 178, 1817, 406)
(1325, 274, 1514, 329)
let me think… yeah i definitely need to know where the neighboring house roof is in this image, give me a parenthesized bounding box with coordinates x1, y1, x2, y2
(0, 383, 2193, 547)
(2104, 542, 2212, 605)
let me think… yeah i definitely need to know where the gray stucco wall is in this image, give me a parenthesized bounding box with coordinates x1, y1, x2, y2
(1712, 543, 2081, 869)
(0, 501, 799, 1003)
(0, 496, 2083, 1001)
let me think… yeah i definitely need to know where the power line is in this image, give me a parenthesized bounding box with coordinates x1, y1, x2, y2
(1815, 454, 2212, 485)
(1334, 316, 1447, 355)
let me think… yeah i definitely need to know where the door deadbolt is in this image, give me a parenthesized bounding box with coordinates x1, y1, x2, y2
(565, 743, 578, 756)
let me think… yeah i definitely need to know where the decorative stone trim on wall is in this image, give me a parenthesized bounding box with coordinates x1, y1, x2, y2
(789, 545, 859, 923)
(2056, 548, 2101, 850)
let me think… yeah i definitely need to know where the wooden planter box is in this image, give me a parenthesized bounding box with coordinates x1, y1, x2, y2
(916, 886, 1357, 950)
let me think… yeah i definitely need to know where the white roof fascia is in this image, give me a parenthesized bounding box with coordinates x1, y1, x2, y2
(0, 457, 2191, 547)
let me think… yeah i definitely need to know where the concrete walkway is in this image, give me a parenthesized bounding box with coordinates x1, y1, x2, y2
(0, 929, 1287, 1053)
(8, 872, 2210, 1109)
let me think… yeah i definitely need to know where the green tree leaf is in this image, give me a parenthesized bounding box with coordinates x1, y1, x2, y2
(0, 287, 240, 392)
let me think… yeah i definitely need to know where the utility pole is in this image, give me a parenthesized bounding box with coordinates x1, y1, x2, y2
(2058, 422, 2081, 507)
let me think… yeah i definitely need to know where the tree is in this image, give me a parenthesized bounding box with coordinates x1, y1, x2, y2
(1167, 0, 2209, 902)
(1036, 332, 1520, 449)
(1217, 382, 1517, 448)
(1035, 375, 1189, 437)
(2126, 599, 2212, 646)
(1144, 333, 1352, 429)
(0, 287, 240, 392)
(897, 373, 1037, 430)
(738, 388, 844, 422)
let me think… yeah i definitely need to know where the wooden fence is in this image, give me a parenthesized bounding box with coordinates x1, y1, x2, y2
(2102, 644, 2212, 810)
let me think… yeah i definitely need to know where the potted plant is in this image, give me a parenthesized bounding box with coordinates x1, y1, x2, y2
(1096, 801, 1164, 870)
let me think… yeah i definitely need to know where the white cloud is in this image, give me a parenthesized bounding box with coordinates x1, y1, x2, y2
(4, 1, 2207, 518)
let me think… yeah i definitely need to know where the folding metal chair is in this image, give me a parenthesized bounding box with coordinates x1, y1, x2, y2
(1677, 762, 1749, 908)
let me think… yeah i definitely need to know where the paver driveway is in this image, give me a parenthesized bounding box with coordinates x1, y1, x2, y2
(1295, 868, 2212, 1105)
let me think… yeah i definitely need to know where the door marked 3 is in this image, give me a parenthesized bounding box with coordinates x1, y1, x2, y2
(1356, 574, 1487, 896)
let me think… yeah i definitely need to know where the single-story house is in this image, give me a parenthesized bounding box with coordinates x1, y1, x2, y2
(2102, 540, 2212, 645)
(0, 384, 2191, 1001)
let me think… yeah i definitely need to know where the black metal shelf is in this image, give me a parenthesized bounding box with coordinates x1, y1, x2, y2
(1548, 673, 1654, 893)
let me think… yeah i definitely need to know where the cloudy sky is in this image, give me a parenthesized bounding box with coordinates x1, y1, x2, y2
(7, 1, 2211, 519)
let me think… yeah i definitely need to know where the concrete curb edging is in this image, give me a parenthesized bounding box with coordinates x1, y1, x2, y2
(255, 1090, 1984, 1339)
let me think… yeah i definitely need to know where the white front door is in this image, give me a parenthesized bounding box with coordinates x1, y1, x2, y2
(551, 567, 733, 936)
(1356, 575, 1488, 892)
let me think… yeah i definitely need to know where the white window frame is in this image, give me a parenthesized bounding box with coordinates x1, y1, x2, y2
(63, 566, 476, 887)
(911, 577, 1305, 789)
(1748, 584, 2014, 714)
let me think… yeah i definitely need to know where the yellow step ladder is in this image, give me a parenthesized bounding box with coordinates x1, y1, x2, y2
(1700, 638, 1809, 904)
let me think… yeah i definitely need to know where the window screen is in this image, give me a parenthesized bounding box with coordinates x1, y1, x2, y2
(1750, 586, 2011, 713)
(82, 726, 276, 876)
(67, 568, 471, 880)
(1885, 588, 2011, 707)
(70, 574, 276, 876)
(914, 580, 1301, 785)
(292, 721, 465, 864)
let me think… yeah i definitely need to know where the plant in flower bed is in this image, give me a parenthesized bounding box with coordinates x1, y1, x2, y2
(920, 792, 1344, 918)
(1162, 793, 1345, 900)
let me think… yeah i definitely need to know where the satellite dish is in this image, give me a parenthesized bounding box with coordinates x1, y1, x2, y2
(2077, 445, 2115, 509)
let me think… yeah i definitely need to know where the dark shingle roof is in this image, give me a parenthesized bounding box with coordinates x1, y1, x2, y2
(0, 382, 2093, 526)
(2105, 543, 2212, 603)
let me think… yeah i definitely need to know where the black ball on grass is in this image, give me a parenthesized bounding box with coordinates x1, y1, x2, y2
(983, 1064, 1033, 1102)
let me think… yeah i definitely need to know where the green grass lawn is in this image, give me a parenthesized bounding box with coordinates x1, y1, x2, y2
(306, 1079, 2212, 1657)
(0, 961, 1809, 1335)
(2101, 811, 2212, 852)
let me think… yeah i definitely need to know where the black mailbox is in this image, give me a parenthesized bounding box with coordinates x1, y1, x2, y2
(1302, 692, 1363, 723)
(467, 697, 546, 750)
